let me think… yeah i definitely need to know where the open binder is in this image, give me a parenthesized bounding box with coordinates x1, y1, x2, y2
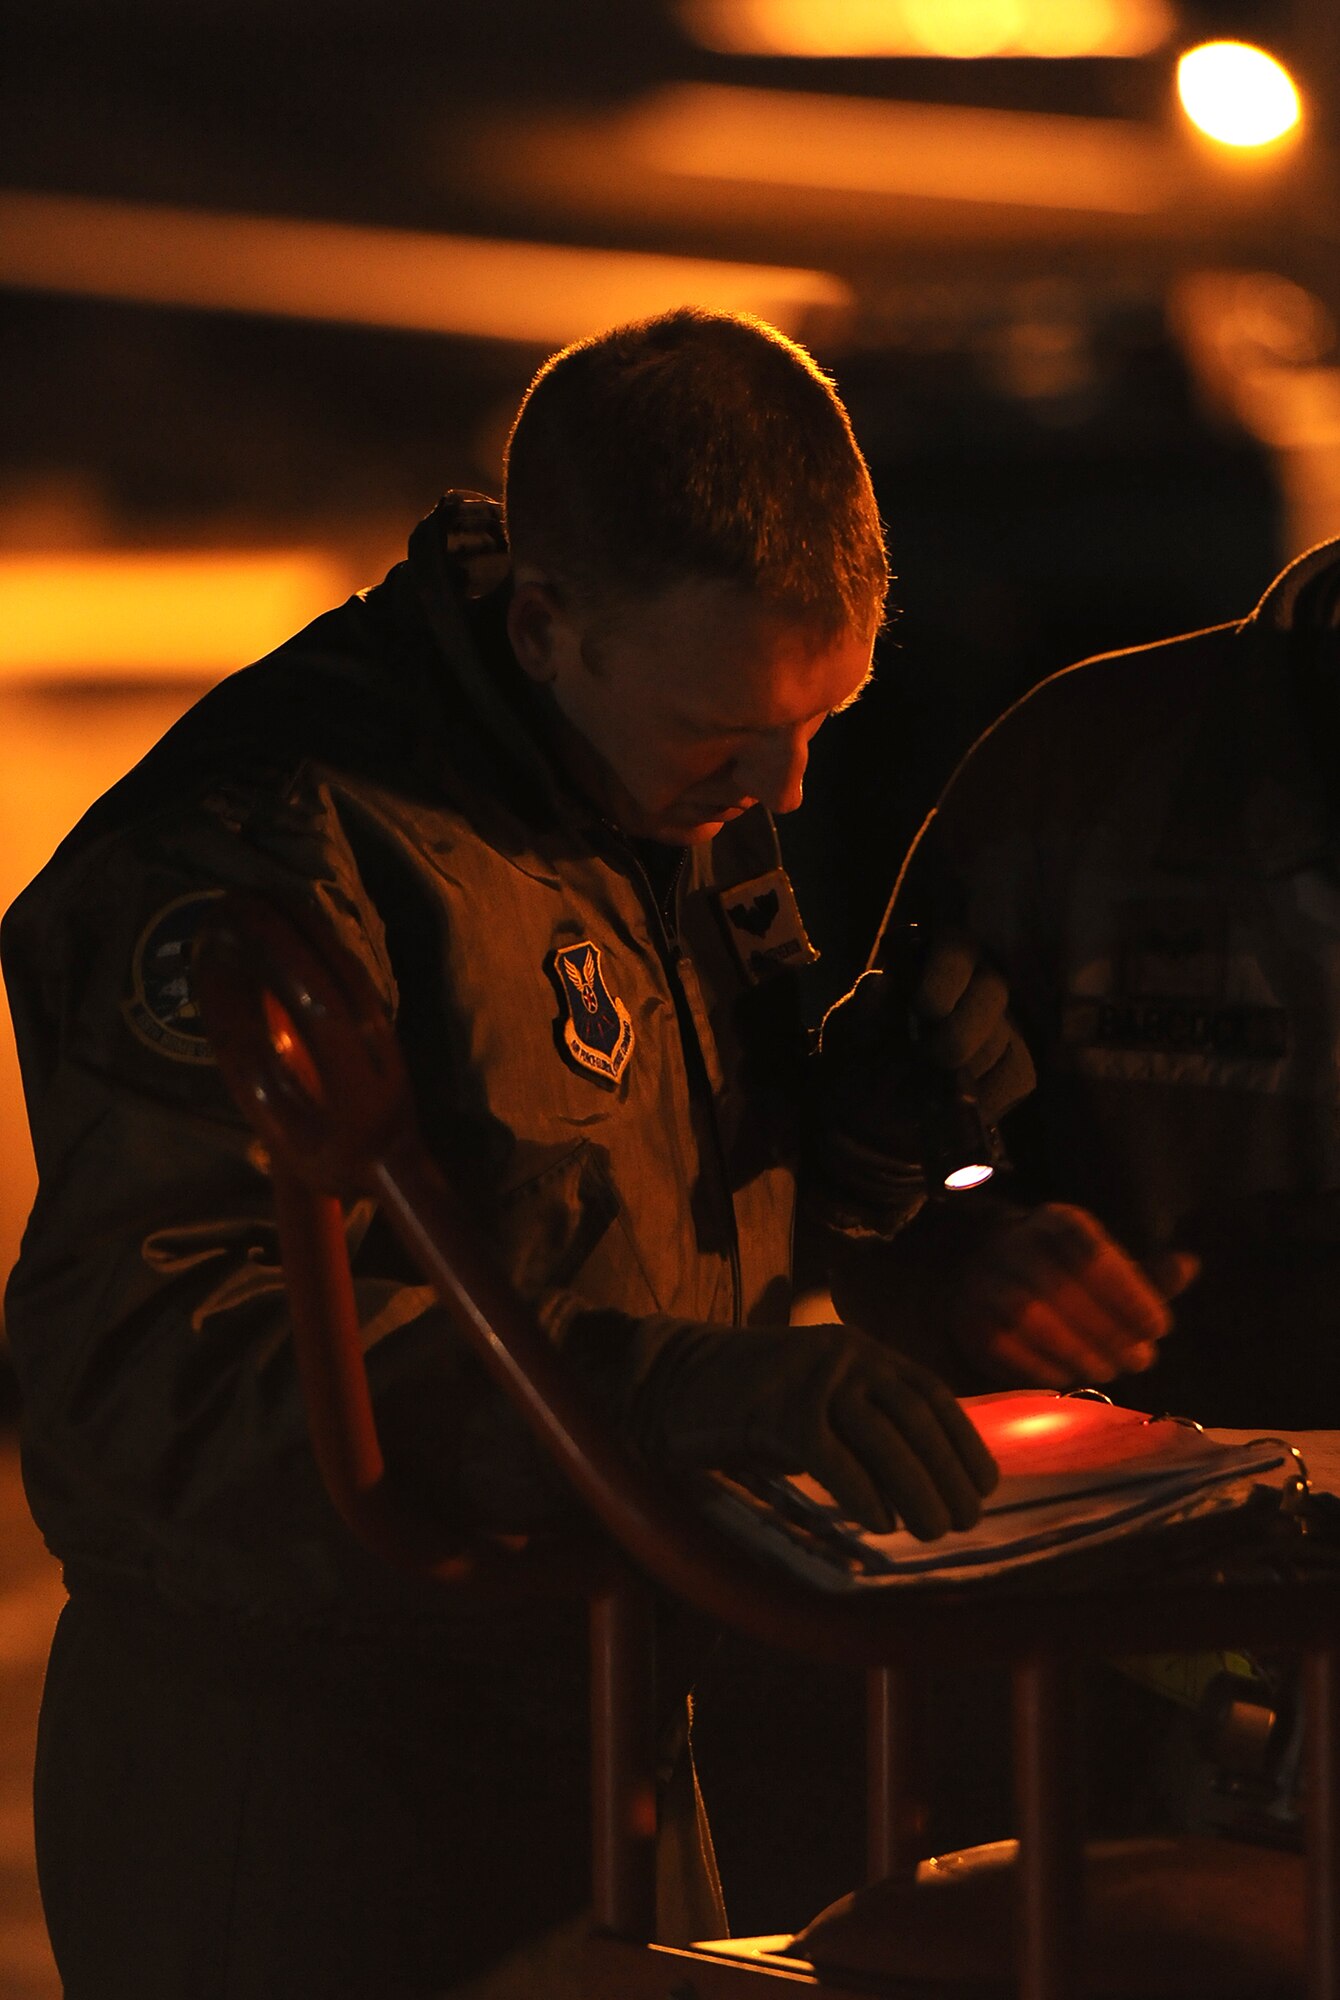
(708, 1391, 1299, 1590)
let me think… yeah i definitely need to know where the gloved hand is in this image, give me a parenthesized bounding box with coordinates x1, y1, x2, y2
(629, 1321, 998, 1537)
(944, 1202, 1200, 1388)
(811, 930, 1036, 1232)
(900, 930, 1036, 1129)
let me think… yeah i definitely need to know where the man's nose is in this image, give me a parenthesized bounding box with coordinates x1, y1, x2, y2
(740, 727, 810, 816)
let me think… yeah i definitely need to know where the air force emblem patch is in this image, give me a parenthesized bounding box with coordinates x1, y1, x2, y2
(550, 941, 634, 1087)
(123, 890, 224, 1063)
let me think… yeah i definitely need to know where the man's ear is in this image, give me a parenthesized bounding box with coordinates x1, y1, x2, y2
(507, 576, 570, 686)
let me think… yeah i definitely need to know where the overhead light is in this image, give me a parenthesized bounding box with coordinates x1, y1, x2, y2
(623, 83, 1174, 213)
(678, 0, 1173, 59)
(1176, 42, 1301, 150)
(0, 550, 354, 679)
(0, 191, 849, 346)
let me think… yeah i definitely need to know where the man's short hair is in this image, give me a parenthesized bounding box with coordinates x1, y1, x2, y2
(503, 308, 889, 639)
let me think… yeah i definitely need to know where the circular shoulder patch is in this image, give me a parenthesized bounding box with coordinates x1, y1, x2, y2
(122, 890, 225, 1064)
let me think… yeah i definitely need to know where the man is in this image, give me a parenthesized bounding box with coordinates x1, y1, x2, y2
(882, 535, 1340, 1428)
(3, 309, 1169, 1996)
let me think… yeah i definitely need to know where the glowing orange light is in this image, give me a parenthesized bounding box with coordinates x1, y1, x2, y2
(1004, 1409, 1076, 1437)
(0, 191, 847, 347)
(967, 1391, 1219, 1479)
(626, 85, 1173, 215)
(0, 551, 353, 679)
(677, 0, 1173, 58)
(1017, 0, 1152, 58)
(903, 0, 1021, 58)
(944, 1163, 994, 1191)
(1176, 41, 1301, 150)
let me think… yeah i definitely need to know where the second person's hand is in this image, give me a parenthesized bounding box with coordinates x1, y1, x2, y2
(944, 1202, 1200, 1388)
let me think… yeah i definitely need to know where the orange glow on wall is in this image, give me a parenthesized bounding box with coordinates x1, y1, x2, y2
(679, 0, 1173, 58)
(0, 551, 354, 679)
(0, 191, 848, 346)
(626, 84, 1174, 214)
(1170, 269, 1340, 554)
(0, 685, 213, 1286)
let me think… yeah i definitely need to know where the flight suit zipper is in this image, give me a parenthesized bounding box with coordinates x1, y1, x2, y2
(624, 844, 745, 1328)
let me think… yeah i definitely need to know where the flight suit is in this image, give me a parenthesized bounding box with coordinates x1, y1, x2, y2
(2, 494, 830, 1995)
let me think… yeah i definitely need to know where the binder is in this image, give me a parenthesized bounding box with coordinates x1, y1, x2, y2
(706, 1391, 1295, 1591)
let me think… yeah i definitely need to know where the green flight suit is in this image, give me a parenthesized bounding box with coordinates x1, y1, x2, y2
(2, 494, 830, 1996)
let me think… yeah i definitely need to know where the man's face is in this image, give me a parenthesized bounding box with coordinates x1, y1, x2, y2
(510, 574, 874, 845)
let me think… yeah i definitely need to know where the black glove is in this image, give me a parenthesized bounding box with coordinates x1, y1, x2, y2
(811, 931, 1036, 1234)
(627, 1321, 998, 1538)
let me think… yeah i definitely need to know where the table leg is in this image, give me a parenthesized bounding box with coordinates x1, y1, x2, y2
(1306, 1646, 1340, 2000)
(590, 1584, 658, 1940)
(866, 1664, 927, 1884)
(1014, 1650, 1083, 2000)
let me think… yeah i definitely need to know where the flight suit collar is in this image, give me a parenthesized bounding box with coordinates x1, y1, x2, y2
(403, 494, 575, 831)
(394, 490, 659, 893)
(1157, 539, 1340, 880)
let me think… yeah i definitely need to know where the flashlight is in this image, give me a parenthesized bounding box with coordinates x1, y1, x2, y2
(884, 923, 1005, 1196)
(924, 1069, 1002, 1194)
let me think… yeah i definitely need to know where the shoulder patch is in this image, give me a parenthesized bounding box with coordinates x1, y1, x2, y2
(549, 941, 634, 1087)
(122, 890, 224, 1064)
(718, 867, 819, 983)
